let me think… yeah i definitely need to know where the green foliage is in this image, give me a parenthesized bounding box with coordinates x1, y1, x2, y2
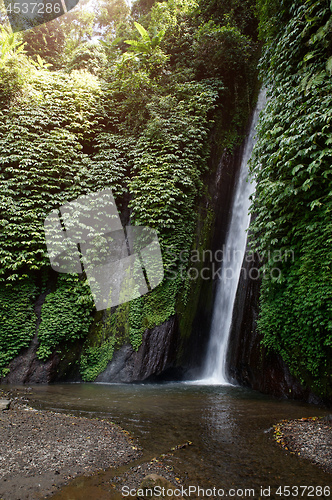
(193, 20, 256, 86)
(30, 54, 53, 70)
(101, 53, 167, 134)
(0, 28, 30, 105)
(61, 0, 96, 56)
(37, 275, 94, 360)
(0, 27, 26, 67)
(22, 20, 66, 69)
(90, 74, 220, 366)
(66, 43, 107, 74)
(251, 0, 332, 397)
(0, 56, 29, 106)
(80, 336, 116, 381)
(0, 280, 37, 376)
(80, 303, 129, 380)
(132, 0, 164, 18)
(197, 0, 258, 36)
(0, 0, 259, 379)
(128, 278, 180, 350)
(125, 21, 165, 54)
(96, 0, 130, 37)
(255, 0, 291, 43)
(89, 133, 136, 202)
(129, 81, 218, 255)
(0, 69, 101, 281)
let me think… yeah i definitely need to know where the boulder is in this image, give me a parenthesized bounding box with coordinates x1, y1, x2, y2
(138, 474, 183, 500)
(0, 399, 11, 410)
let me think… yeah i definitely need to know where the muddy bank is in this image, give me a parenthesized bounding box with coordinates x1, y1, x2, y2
(0, 394, 140, 500)
(274, 416, 332, 474)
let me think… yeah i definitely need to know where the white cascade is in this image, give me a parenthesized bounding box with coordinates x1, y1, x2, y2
(202, 88, 267, 385)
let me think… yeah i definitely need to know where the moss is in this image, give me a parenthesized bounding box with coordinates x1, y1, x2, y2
(80, 302, 130, 381)
(177, 206, 215, 339)
(128, 278, 180, 350)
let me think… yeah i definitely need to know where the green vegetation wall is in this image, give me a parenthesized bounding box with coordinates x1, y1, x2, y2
(0, 0, 259, 380)
(250, 0, 332, 399)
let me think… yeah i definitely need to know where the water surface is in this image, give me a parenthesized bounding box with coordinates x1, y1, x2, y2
(21, 383, 332, 499)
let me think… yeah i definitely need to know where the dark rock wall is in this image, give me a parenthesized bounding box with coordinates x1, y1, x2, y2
(2, 335, 59, 384)
(175, 146, 245, 378)
(227, 248, 324, 405)
(95, 145, 244, 383)
(96, 316, 180, 383)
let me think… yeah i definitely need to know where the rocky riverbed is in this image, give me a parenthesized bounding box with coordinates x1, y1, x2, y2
(274, 416, 332, 474)
(0, 389, 184, 500)
(0, 392, 140, 500)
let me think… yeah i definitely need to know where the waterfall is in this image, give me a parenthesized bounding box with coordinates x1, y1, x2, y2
(202, 89, 267, 385)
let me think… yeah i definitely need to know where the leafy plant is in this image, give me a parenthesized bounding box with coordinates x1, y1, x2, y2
(37, 275, 94, 360)
(30, 54, 53, 70)
(0, 27, 26, 68)
(0, 280, 37, 376)
(250, 0, 332, 398)
(125, 21, 165, 55)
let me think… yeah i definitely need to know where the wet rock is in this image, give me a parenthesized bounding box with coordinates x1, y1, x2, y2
(0, 399, 10, 410)
(1, 333, 60, 384)
(96, 317, 180, 383)
(227, 248, 323, 404)
(138, 474, 184, 500)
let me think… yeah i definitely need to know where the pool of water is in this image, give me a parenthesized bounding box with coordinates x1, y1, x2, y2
(15, 383, 332, 499)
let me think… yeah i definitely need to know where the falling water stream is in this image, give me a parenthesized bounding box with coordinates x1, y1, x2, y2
(202, 89, 267, 384)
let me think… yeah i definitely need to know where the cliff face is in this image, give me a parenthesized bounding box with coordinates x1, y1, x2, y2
(2, 154, 324, 406)
(96, 317, 179, 383)
(3, 110, 323, 406)
(88, 146, 245, 384)
(227, 250, 324, 405)
(0, 0, 263, 388)
(0, 139, 244, 385)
